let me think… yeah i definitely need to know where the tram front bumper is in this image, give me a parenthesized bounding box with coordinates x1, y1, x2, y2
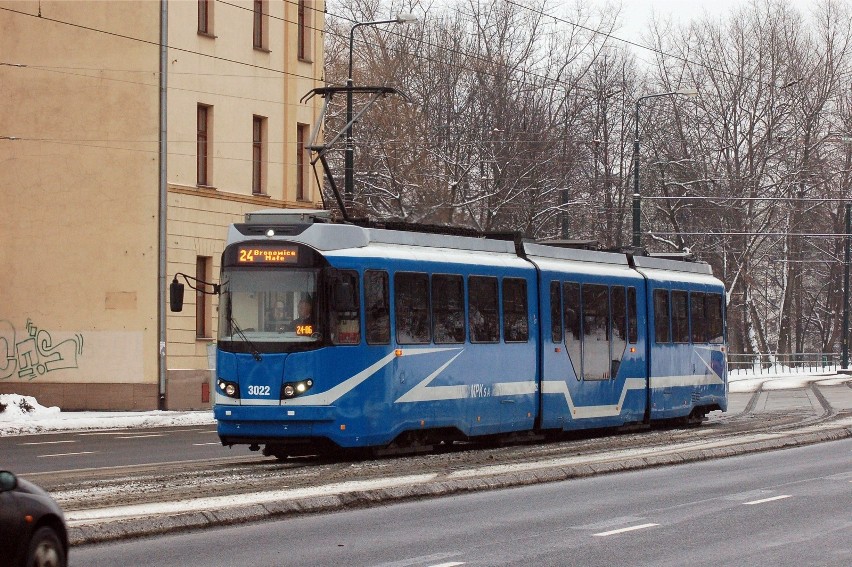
(215, 404, 338, 445)
(214, 404, 336, 422)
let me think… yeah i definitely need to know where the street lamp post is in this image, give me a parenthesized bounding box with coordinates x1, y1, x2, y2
(632, 88, 698, 248)
(344, 13, 417, 206)
(843, 204, 851, 369)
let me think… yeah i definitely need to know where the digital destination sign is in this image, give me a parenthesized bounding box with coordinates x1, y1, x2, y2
(237, 246, 299, 264)
(295, 324, 314, 336)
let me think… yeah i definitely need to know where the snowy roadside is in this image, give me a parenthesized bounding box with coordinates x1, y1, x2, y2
(1, 372, 848, 437)
(0, 394, 214, 436)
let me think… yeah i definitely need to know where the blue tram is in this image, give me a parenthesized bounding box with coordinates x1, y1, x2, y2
(206, 209, 726, 458)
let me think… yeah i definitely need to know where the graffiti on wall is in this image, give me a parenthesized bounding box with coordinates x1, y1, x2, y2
(0, 320, 85, 380)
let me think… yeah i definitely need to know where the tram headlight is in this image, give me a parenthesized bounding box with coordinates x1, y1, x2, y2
(281, 379, 313, 399)
(217, 379, 240, 399)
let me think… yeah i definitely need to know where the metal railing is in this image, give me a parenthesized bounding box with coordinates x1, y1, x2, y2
(727, 352, 842, 376)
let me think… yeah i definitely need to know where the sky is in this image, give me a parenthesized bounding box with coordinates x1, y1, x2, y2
(611, 0, 821, 50)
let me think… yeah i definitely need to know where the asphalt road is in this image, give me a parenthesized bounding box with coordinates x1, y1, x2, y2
(0, 426, 255, 474)
(71, 437, 852, 567)
(0, 386, 828, 476)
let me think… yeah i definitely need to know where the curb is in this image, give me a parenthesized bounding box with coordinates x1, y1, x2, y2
(68, 423, 852, 546)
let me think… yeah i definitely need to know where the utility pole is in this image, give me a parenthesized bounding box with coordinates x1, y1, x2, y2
(842, 203, 850, 369)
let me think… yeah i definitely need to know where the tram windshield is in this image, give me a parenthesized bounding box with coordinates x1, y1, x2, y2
(218, 268, 321, 351)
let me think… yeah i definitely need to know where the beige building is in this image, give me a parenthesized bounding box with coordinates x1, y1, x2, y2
(0, 0, 325, 410)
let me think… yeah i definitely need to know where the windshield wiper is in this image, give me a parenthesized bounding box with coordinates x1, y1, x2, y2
(225, 299, 262, 361)
(231, 318, 262, 361)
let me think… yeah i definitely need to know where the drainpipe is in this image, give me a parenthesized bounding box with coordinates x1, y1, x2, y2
(157, 0, 168, 409)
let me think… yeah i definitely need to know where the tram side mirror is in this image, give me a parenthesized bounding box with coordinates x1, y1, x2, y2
(170, 278, 185, 312)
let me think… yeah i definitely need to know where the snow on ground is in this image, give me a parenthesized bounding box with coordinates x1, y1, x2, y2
(1, 370, 849, 436)
(727, 371, 850, 393)
(0, 394, 214, 436)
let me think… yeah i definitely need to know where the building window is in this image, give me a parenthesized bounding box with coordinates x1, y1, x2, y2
(198, 0, 212, 35)
(252, 116, 266, 195)
(197, 105, 211, 186)
(297, 0, 311, 61)
(253, 0, 268, 50)
(196, 256, 212, 338)
(296, 123, 309, 200)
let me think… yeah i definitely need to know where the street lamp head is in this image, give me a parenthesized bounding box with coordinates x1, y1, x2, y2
(396, 13, 418, 24)
(677, 88, 699, 97)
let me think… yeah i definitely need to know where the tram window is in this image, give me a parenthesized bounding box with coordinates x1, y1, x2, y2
(502, 278, 529, 342)
(582, 284, 610, 380)
(330, 270, 360, 345)
(654, 289, 671, 343)
(365, 270, 390, 345)
(690, 292, 707, 343)
(627, 287, 638, 343)
(706, 293, 724, 343)
(395, 272, 431, 344)
(562, 282, 581, 379)
(550, 281, 562, 343)
(468, 276, 499, 343)
(671, 290, 689, 343)
(611, 286, 626, 373)
(432, 274, 465, 344)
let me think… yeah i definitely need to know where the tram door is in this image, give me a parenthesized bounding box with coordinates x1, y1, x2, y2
(541, 279, 642, 430)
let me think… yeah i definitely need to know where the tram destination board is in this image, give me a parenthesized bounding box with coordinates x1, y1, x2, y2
(237, 245, 299, 264)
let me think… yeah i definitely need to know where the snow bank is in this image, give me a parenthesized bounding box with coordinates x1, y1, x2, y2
(0, 393, 214, 436)
(0, 394, 60, 421)
(727, 372, 849, 393)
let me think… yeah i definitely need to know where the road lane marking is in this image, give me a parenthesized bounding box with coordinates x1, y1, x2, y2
(743, 495, 792, 505)
(37, 451, 96, 458)
(593, 523, 659, 537)
(428, 563, 465, 567)
(20, 440, 76, 446)
(78, 432, 147, 436)
(114, 434, 165, 439)
(193, 442, 221, 446)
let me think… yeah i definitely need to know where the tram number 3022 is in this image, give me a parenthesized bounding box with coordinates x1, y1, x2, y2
(248, 385, 271, 396)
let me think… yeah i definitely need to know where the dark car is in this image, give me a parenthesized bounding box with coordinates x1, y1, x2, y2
(0, 470, 67, 567)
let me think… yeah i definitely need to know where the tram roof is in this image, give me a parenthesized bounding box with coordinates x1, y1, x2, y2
(231, 209, 714, 275)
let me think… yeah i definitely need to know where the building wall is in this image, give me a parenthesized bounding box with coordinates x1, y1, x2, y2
(0, 1, 161, 409)
(0, 0, 325, 410)
(165, 0, 325, 410)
